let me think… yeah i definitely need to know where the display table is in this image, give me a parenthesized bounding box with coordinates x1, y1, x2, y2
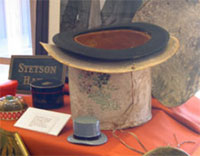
(0, 94, 200, 156)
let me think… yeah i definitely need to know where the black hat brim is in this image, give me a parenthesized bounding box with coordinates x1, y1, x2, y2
(67, 133, 107, 146)
(53, 22, 169, 61)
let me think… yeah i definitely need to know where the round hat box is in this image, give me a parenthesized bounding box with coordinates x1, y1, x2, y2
(30, 79, 64, 109)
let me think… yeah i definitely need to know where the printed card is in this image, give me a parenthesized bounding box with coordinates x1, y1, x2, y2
(14, 107, 71, 136)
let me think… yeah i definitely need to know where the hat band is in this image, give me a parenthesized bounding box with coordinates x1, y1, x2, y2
(73, 134, 101, 141)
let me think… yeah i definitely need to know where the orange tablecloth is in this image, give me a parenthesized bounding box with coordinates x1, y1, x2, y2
(0, 95, 200, 156)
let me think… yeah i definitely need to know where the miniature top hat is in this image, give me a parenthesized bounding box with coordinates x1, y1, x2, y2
(67, 116, 108, 146)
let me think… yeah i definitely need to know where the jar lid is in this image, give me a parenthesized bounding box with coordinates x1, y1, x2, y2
(30, 79, 63, 89)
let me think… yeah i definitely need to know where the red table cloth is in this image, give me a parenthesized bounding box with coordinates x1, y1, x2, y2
(0, 93, 200, 156)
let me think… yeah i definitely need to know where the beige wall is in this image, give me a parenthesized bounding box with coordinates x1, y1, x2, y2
(48, 0, 61, 44)
(30, 0, 36, 55)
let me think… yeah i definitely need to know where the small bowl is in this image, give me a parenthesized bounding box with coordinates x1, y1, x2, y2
(0, 95, 28, 120)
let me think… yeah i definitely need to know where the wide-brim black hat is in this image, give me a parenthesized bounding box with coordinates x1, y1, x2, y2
(41, 35, 179, 74)
(53, 22, 169, 61)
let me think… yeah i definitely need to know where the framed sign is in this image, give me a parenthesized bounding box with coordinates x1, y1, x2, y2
(9, 55, 66, 94)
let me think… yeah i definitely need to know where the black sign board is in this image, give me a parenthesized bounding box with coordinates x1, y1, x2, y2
(9, 55, 66, 94)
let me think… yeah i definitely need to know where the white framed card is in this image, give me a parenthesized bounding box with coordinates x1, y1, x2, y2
(14, 107, 71, 136)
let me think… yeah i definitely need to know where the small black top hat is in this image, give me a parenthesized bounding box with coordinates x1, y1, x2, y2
(67, 116, 107, 146)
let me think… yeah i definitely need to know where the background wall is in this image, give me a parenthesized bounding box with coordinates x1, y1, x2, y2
(134, 0, 200, 107)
